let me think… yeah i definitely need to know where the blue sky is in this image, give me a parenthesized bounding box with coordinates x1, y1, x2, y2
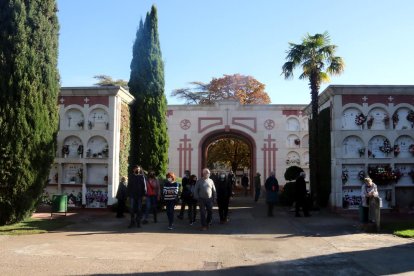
(57, 0, 414, 105)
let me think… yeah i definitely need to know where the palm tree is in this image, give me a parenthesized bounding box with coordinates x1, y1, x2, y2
(282, 32, 344, 206)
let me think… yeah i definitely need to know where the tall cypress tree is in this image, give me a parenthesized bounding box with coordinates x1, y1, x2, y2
(0, 0, 60, 225)
(129, 5, 169, 176)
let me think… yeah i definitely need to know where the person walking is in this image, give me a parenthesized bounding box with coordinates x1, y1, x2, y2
(177, 170, 190, 220)
(194, 168, 217, 231)
(143, 171, 160, 224)
(254, 172, 261, 202)
(227, 171, 236, 190)
(116, 176, 128, 218)
(216, 172, 232, 224)
(295, 172, 310, 217)
(162, 172, 180, 230)
(241, 173, 249, 196)
(265, 171, 279, 217)
(128, 165, 147, 228)
(188, 174, 198, 225)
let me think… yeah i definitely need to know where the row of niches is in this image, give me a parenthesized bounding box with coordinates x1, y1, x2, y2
(342, 106, 414, 130)
(342, 164, 414, 186)
(342, 188, 393, 209)
(44, 186, 108, 208)
(62, 107, 109, 131)
(285, 117, 308, 131)
(285, 151, 309, 166)
(61, 135, 109, 158)
(48, 163, 109, 185)
(342, 135, 414, 159)
(286, 134, 309, 148)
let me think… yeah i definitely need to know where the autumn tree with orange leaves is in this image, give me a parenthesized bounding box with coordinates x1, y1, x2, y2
(171, 74, 271, 105)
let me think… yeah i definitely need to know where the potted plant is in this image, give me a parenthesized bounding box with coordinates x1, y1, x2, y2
(355, 113, 367, 126)
(77, 145, 84, 158)
(294, 138, 300, 146)
(392, 112, 399, 128)
(62, 145, 69, 158)
(379, 139, 392, 156)
(341, 169, 348, 185)
(77, 120, 84, 129)
(406, 110, 414, 127)
(358, 148, 365, 158)
(393, 145, 400, 157)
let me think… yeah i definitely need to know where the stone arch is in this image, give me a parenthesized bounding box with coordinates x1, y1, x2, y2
(198, 129, 256, 192)
(342, 135, 364, 158)
(394, 135, 414, 158)
(61, 135, 82, 158)
(341, 106, 363, 130)
(87, 105, 109, 130)
(392, 106, 414, 130)
(367, 106, 390, 130)
(286, 134, 300, 148)
(286, 117, 300, 131)
(86, 136, 109, 158)
(368, 135, 391, 158)
(286, 151, 300, 166)
(62, 106, 84, 130)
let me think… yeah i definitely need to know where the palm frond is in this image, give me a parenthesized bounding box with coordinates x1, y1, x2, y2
(327, 56, 345, 75)
(281, 61, 295, 79)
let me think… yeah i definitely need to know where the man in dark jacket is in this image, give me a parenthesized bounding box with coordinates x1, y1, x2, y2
(128, 165, 147, 228)
(177, 170, 190, 220)
(295, 172, 310, 217)
(216, 172, 232, 223)
(265, 171, 279, 217)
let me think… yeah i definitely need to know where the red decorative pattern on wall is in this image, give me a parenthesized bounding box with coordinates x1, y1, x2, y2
(261, 134, 277, 180)
(177, 134, 193, 176)
(342, 94, 414, 106)
(232, 117, 257, 133)
(282, 110, 300, 116)
(59, 96, 108, 107)
(198, 117, 223, 133)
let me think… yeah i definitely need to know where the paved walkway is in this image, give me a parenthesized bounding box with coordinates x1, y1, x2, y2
(0, 197, 413, 275)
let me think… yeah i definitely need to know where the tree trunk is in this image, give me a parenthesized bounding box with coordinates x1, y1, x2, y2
(309, 73, 320, 208)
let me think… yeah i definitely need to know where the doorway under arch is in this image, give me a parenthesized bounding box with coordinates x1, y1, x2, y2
(198, 129, 257, 195)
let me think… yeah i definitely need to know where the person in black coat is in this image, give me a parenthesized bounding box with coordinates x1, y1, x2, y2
(265, 172, 279, 217)
(128, 165, 147, 228)
(177, 170, 190, 220)
(216, 172, 232, 223)
(241, 173, 249, 196)
(116, 176, 128, 218)
(295, 172, 310, 217)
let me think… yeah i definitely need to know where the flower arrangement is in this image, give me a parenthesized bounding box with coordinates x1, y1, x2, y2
(409, 144, 414, 156)
(286, 158, 300, 165)
(355, 113, 367, 126)
(383, 114, 390, 124)
(358, 170, 365, 181)
(102, 145, 109, 157)
(393, 168, 403, 183)
(86, 190, 108, 205)
(367, 116, 374, 128)
(368, 165, 398, 185)
(392, 113, 399, 128)
(406, 110, 414, 126)
(88, 120, 93, 129)
(342, 169, 348, 184)
(77, 120, 84, 128)
(77, 145, 83, 156)
(77, 168, 83, 182)
(358, 148, 365, 157)
(394, 145, 400, 157)
(379, 138, 392, 155)
(294, 138, 300, 146)
(86, 149, 92, 158)
(62, 145, 69, 157)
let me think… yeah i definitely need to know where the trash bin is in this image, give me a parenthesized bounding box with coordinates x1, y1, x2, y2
(359, 205, 368, 223)
(51, 195, 67, 216)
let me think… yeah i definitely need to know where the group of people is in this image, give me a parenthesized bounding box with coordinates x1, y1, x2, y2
(116, 166, 233, 231)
